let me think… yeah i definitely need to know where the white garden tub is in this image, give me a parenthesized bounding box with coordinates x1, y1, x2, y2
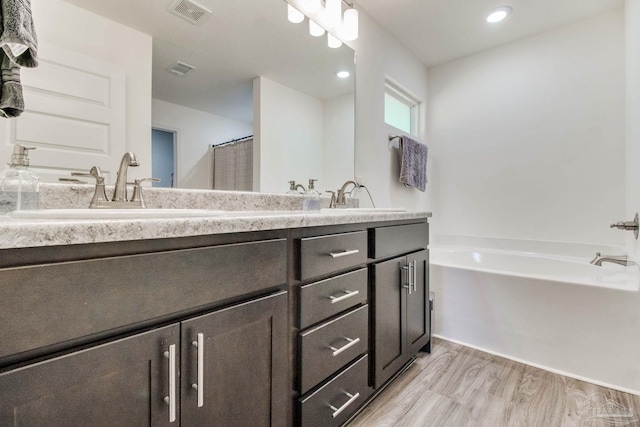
(429, 235, 640, 394)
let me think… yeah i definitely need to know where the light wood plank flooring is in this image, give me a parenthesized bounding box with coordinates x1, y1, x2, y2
(348, 338, 640, 427)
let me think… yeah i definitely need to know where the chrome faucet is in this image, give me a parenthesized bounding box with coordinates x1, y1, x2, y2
(336, 180, 359, 206)
(610, 213, 639, 240)
(590, 252, 635, 267)
(113, 152, 139, 202)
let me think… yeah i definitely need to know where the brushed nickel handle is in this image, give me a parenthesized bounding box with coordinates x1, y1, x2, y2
(412, 260, 418, 293)
(328, 337, 360, 357)
(191, 333, 204, 408)
(163, 344, 177, 423)
(328, 391, 361, 418)
(328, 289, 360, 304)
(329, 249, 359, 259)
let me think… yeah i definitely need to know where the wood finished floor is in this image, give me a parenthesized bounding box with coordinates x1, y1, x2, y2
(348, 338, 640, 427)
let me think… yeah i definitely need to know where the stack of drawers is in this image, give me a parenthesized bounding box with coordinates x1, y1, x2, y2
(296, 230, 373, 426)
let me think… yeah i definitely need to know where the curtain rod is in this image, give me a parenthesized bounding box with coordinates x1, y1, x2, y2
(210, 135, 253, 149)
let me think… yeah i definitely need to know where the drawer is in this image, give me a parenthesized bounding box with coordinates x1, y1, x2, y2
(298, 231, 367, 280)
(0, 239, 286, 362)
(299, 268, 368, 329)
(299, 354, 371, 427)
(372, 222, 428, 259)
(299, 305, 368, 394)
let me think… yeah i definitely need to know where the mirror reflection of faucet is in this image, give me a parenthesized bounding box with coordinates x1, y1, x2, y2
(287, 180, 306, 194)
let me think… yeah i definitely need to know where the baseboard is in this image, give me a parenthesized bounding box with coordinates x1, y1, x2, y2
(433, 334, 640, 397)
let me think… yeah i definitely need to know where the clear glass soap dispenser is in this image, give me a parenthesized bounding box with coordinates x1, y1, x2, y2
(0, 144, 39, 214)
(303, 178, 321, 211)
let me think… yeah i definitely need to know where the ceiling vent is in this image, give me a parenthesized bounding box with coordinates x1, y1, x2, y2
(166, 61, 196, 77)
(168, 0, 212, 25)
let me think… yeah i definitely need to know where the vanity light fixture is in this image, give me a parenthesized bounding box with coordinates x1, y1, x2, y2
(285, 0, 359, 48)
(336, 70, 350, 79)
(309, 20, 325, 37)
(486, 6, 512, 23)
(288, 4, 305, 23)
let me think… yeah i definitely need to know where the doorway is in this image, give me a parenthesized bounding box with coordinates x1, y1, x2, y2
(152, 128, 176, 188)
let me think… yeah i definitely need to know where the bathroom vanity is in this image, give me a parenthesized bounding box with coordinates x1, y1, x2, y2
(0, 198, 430, 426)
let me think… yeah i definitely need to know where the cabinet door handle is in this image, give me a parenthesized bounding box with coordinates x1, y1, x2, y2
(328, 391, 361, 418)
(163, 344, 177, 423)
(191, 332, 205, 408)
(402, 263, 413, 295)
(328, 337, 360, 357)
(329, 249, 360, 258)
(412, 260, 418, 293)
(328, 289, 359, 304)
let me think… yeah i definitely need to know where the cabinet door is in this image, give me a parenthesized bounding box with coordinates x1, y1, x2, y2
(373, 256, 409, 389)
(406, 250, 430, 355)
(180, 291, 288, 427)
(0, 324, 180, 427)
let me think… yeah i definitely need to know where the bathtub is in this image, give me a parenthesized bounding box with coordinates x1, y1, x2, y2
(429, 235, 640, 394)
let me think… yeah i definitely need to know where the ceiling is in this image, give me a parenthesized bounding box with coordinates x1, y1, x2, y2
(61, 0, 355, 123)
(356, 0, 624, 67)
(60, 0, 624, 121)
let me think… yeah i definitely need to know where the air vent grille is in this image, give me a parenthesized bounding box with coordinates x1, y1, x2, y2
(168, 0, 212, 25)
(166, 61, 196, 77)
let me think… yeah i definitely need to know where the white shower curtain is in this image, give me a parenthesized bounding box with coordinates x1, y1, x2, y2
(211, 138, 253, 191)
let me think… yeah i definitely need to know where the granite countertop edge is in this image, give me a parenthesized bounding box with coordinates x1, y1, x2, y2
(0, 210, 432, 249)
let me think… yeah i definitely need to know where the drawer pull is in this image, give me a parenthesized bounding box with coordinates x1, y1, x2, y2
(191, 332, 205, 408)
(329, 249, 360, 259)
(328, 391, 361, 418)
(328, 289, 360, 304)
(163, 344, 177, 423)
(412, 260, 418, 293)
(328, 337, 361, 357)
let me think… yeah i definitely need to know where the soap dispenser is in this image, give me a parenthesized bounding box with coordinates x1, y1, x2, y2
(0, 144, 39, 214)
(303, 178, 321, 211)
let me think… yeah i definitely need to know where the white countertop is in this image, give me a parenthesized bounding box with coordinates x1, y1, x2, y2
(0, 209, 431, 249)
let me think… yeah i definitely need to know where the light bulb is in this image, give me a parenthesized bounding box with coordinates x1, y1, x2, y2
(336, 70, 350, 79)
(486, 6, 512, 23)
(328, 33, 342, 48)
(288, 4, 304, 24)
(325, 0, 342, 26)
(342, 7, 358, 41)
(309, 20, 325, 37)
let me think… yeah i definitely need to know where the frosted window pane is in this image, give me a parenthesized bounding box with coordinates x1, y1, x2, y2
(384, 93, 411, 133)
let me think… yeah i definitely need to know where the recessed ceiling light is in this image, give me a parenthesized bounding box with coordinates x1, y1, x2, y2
(486, 6, 512, 23)
(336, 70, 350, 79)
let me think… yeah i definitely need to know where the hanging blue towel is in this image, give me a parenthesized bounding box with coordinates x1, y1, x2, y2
(399, 136, 428, 191)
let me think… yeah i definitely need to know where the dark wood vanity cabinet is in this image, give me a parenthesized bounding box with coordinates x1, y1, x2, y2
(0, 217, 430, 427)
(371, 224, 430, 389)
(0, 236, 288, 427)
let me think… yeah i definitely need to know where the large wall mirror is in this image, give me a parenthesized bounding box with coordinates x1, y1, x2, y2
(63, 0, 355, 194)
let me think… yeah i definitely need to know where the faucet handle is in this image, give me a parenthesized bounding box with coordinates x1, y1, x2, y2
(326, 191, 336, 209)
(130, 178, 160, 208)
(72, 166, 105, 184)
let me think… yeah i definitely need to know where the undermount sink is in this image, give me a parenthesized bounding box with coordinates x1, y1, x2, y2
(8, 208, 227, 220)
(320, 208, 406, 213)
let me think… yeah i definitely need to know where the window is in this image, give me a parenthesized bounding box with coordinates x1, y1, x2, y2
(384, 79, 420, 136)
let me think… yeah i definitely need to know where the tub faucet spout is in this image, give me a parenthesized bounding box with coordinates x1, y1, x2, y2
(590, 252, 635, 267)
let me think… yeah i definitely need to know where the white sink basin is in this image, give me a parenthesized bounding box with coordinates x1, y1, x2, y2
(320, 208, 406, 213)
(8, 208, 227, 220)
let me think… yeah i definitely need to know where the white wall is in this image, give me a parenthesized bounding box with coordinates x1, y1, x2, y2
(347, 7, 431, 210)
(253, 77, 324, 193)
(152, 99, 252, 189)
(427, 10, 625, 244)
(323, 93, 355, 193)
(30, 0, 153, 178)
(628, 0, 640, 256)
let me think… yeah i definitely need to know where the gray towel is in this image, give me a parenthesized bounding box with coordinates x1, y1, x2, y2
(399, 136, 428, 192)
(0, 0, 38, 118)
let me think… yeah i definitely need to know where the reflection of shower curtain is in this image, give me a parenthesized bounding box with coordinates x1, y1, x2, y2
(211, 139, 253, 191)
